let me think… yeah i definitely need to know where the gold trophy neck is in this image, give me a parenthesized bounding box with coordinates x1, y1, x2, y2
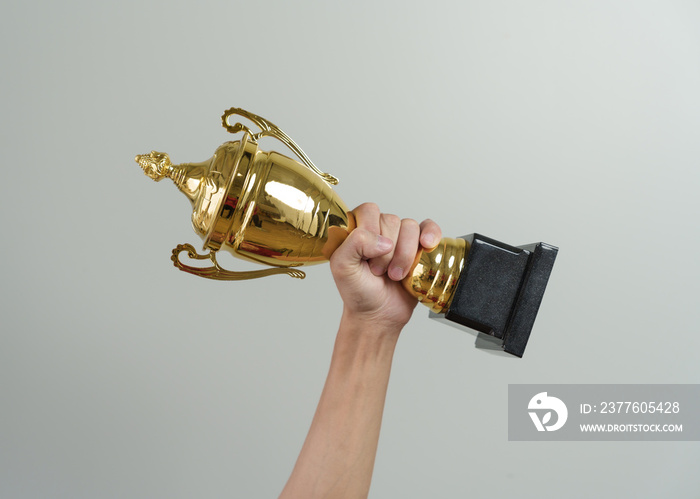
(402, 237, 468, 314)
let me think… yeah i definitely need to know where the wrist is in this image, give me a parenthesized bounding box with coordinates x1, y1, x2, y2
(338, 307, 404, 344)
(330, 310, 400, 389)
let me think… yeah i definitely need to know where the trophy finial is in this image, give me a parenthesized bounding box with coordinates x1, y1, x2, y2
(135, 151, 173, 181)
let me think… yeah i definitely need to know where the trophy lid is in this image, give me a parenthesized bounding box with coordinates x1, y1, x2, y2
(135, 140, 251, 250)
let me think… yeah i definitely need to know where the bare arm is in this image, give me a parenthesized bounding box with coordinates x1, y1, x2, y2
(279, 203, 441, 499)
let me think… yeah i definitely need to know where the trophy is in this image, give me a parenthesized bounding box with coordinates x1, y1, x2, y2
(135, 108, 557, 357)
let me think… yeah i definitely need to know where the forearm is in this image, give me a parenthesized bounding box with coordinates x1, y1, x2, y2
(279, 310, 401, 499)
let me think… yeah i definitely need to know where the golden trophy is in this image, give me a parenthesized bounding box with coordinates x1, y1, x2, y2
(136, 108, 557, 357)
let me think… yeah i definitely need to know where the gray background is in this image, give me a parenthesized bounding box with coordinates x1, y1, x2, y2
(2, 1, 699, 497)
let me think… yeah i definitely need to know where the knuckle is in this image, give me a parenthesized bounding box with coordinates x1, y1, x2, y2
(357, 202, 380, 214)
(401, 218, 420, 231)
(382, 213, 401, 228)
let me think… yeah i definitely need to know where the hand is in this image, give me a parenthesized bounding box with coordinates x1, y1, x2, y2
(330, 203, 442, 329)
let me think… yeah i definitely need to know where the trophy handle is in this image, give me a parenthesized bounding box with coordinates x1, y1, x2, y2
(171, 243, 306, 281)
(221, 107, 339, 186)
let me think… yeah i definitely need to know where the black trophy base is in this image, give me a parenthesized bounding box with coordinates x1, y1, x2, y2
(429, 234, 558, 358)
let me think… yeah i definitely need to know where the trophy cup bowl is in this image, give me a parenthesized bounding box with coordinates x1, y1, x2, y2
(135, 108, 558, 357)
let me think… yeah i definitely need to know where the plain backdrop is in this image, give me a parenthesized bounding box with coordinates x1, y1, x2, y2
(2, 1, 699, 497)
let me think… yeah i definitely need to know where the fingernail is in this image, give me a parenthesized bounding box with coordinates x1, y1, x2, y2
(377, 235, 393, 251)
(389, 266, 404, 280)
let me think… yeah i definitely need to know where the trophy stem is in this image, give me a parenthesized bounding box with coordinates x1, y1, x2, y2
(401, 237, 468, 314)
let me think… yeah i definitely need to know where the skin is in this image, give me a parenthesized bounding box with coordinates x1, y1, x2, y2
(279, 203, 441, 499)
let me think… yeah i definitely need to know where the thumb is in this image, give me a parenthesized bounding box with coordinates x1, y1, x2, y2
(332, 229, 393, 267)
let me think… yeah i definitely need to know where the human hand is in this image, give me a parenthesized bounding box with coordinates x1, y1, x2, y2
(329, 203, 442, 330)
